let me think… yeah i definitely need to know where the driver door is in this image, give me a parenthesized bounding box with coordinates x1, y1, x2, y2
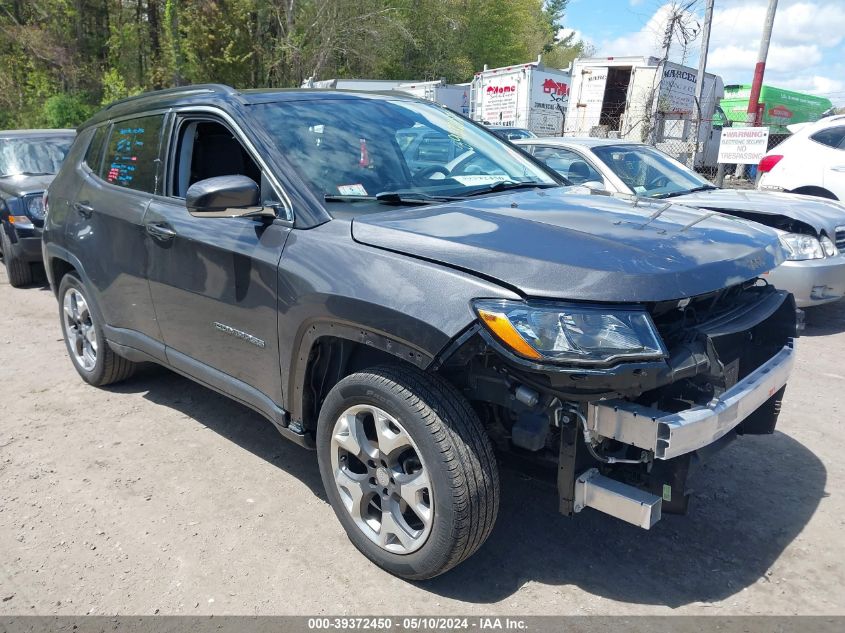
(144, 112, 292, 405)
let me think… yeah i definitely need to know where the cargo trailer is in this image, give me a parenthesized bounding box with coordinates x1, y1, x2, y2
(564, 56, 725, 167)
(468, 58, 571, 136)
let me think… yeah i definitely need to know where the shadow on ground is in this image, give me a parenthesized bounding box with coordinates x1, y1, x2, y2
(109, 365, 826, 609)
(801, 298, 845, 336)
(107, 365, 325, 500)
(423, 430, 825, 607)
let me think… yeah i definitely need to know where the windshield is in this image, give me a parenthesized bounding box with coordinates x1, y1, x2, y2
(0, 136, 73, 177)
(591, 144, 714, 198)
(250, 99, 558, 210)
(492, 128, 536, 141)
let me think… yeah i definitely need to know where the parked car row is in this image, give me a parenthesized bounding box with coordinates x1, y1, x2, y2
(0, 129, 75, 285)
(758, 114, 845, 202)
(1, 85, 836, 581)
(514, 136, 845, 308)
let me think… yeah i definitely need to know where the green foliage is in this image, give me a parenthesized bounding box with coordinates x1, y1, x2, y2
(43, 93, 93, 128)
(0, 0, 587, 128)
(100, 68, 142, 106)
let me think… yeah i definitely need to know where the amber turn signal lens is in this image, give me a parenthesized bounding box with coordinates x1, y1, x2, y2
(477, 309, 543, 360)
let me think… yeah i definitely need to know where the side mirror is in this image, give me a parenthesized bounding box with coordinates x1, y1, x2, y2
(582, 180, 605, 191)
(185, 175, 274, 219)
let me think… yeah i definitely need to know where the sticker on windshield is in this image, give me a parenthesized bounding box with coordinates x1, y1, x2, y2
(337, 183, 368, 196)
(452, 175, 511, 186)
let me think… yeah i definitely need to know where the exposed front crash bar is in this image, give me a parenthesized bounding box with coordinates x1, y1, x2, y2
(587, 343, 795, 460)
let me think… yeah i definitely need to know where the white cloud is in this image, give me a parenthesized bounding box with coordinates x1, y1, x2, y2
(599, 4, 698, 60)
(591, 0, 845, 104)
(708, 1, 845, 48)
(708, 44, 823, 73)
(772, 75, 845, 96)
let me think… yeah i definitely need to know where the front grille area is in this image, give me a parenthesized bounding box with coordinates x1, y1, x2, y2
(836, 227, 845, 252)
(650, 282, 761, 349)
(640, 283, 795, 414)
(650, 282, 795, 381)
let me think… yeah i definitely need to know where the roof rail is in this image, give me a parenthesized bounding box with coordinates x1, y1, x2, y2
(103, 84, 240, 110)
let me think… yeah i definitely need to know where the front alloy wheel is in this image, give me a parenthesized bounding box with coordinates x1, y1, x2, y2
(330, 404, 433, 554)
(317, 365, 500, 579)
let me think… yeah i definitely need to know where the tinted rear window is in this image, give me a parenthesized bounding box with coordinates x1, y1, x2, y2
(100, 115, 165, 193)
(810, 126, 845, 149)
(84, 125, 108, 172)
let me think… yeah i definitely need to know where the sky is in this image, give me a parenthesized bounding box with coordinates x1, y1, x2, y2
(562, 0, 845, 106)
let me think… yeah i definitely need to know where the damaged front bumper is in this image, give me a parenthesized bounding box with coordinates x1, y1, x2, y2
(587, 343, 795, 461)
(569, 342, 795, 529)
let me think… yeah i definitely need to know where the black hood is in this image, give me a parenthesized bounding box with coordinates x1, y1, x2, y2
(352, 188, 785, 302)
(0, 174, 54, 198)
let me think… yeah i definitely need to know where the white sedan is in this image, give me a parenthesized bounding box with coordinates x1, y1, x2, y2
(757, 115, 845, 202)
(515, 136, 845, 307)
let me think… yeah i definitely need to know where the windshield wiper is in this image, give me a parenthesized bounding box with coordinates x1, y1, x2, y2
(324, 192, 458, 206)
(653, 184, 718, 199)
(457, 180, 559, 198)
(0, 171, 54, 178)
(375, 191, 462, 204)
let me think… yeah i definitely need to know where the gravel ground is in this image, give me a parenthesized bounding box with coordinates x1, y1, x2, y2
(1, 264, 843, 616)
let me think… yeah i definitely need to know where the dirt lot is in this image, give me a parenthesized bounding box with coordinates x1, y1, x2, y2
(1, 265, 843, 616)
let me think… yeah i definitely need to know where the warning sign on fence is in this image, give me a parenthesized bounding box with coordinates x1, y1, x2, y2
(717, 127, 770, 164)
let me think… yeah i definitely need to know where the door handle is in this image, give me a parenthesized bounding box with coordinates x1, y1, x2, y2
(831, 166, 845, 173)
(145, 222, 177, 241)
(74, 201, 94, 218)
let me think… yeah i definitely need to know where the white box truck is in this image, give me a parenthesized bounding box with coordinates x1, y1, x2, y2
(564, 56, 725, 167)
(300, 77, 469, 114)
(469, 59, 571, 136)
(395, 81, 470, 116)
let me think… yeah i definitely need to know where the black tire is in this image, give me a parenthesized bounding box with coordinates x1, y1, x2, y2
(316, 365, 499, 580)
(58, 272, 137, 386)
(790, 187, 838, 200)
(1, 229, 33, 287)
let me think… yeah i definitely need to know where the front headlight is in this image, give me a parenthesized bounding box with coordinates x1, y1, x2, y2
(25, 195, 45, 220)
(820, 235, 837, 257)
(779, 233, 824, 261)
(474, 299, 666, 364)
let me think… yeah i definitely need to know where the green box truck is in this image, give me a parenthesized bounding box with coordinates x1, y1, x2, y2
(721, 84, 832, 133)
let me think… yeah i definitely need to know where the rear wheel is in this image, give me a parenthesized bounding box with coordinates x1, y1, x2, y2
(0, 229, 33, 287)
(316, 365, 499, 579)
(58, 273, 137, 386)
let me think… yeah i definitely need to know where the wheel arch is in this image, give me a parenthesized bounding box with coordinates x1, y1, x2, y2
(42, 243, 89, 295)
(289, 320, 439, 432)
(789, 185, 839, 200)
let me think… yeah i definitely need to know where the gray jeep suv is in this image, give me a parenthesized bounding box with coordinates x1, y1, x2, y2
(43, 85, 797, 579)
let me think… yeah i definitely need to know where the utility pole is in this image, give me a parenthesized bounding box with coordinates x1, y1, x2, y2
(689, 0, 714, 168)
(747, 0, 779, 127)
(736, 0, 778, 178)
(652, 6, 683, 145)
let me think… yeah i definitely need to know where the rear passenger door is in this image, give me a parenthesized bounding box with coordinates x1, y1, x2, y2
(66, 113, 166, 357)
(144, 112, 292, 407)
(812, 126, 845, 199)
